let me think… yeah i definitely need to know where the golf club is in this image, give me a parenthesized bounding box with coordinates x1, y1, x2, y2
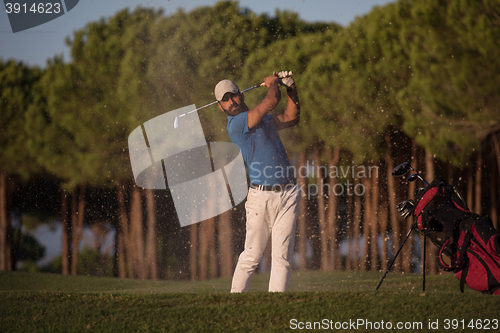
(173, 83, 264, 129)
(173, 71, 293, 128)
(396, 199, 415, 219)
(378, 161, 430, 292)
(391, 161, 429, 185)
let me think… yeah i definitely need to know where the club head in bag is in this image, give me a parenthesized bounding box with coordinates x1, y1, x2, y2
(392, 162, 413, 177)
(407, 173, 419, 182)
(396, 199, 415, 219)
(453, 187, 469, 211)
(414, 187, 426, 199)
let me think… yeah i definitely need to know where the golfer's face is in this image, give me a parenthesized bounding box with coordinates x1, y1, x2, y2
(219, 92, 245, 116)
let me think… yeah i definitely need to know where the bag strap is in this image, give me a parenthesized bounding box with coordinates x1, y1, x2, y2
(438, 239, 454, 271)
(438, 230, 472, 271)
(460, 257, 469, 293)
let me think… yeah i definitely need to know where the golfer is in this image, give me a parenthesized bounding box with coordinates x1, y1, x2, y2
(215, 71, 301, 292)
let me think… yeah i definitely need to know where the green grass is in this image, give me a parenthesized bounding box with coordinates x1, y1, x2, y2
(1, 270, 500, 332)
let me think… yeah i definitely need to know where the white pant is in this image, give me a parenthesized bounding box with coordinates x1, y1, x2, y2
(231, 183, 301, 292)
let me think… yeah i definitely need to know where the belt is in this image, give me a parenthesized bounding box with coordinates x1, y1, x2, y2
(250, 179, 297, 192)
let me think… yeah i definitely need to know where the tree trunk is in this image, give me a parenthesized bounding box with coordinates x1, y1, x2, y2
(361, 176, 371, 271)
(370, 168, 379, 271)
(353, 177, 362, 270)
(467, 165, 474, 212)
(492, 134, 500, 229)
(493, 134, 500, 176)
(209, 224, 218, 280)
(327, 147, 340, 270)
(145, 189, 158, 280)
(313, 145, 328, 270)
(297, 151, 308, 270)
(345, 191, 353, 270)
(71, 185, 86, 276)
(385, 152, 400, 272)
(218, 210, 233, 278)
(447, 162, 455, 185)
(70, 189, 77, 275)
(402, 146, 418, 273)
(475, 152, 482, 215)
(424, 151, 437, 275)
(379, 196, 389, 272)
(117, 183, 130, 278)
(385, 151, 401, 272)
(190, 223, 198, 281)
(61, 189, 70, 275)
(199, 217, 216, 280)
(129, 185, 144, 279)
(0, 171, 12, 271)
(489, 151, 497, 229)
(491, 175, 498, 230)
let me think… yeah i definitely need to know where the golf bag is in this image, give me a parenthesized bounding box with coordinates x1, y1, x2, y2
(413, 178, 500, 295)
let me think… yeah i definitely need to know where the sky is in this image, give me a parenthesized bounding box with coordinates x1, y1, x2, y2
(1, 0, 395, 68)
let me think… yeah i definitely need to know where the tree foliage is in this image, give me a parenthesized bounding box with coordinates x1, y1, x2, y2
(241, 28, 341, 154)
(143, 2, 333, 141)
(398, 0, 500, 165)
(301, 1, 415, 163)
(0, 60, 41, 179)
(12, 228, 45, 265)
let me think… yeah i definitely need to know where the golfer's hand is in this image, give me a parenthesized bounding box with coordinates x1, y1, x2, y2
(277, 71, 295, 90)
(263, 72, 279, 88)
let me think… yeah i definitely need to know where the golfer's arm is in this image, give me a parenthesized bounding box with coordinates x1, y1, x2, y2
(273, 86, 300, 130)
(247, 82, 281, 129)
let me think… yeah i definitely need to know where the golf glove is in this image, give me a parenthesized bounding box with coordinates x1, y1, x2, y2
(277, 70, 295, 90)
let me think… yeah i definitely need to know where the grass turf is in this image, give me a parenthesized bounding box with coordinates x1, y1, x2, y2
(1, 270, 500, 332)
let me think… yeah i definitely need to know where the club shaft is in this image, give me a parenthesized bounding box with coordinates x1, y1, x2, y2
(409, 165, 430, 185)
(241, 82, 264, 93)
(418, 175, 430, 186)
(176, 83, 264, 119)
(187, 100, 218, 115)
(173, 69, 292, 128)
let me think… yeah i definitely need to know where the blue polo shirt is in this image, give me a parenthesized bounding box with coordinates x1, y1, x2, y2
(227, 112, 294, 185)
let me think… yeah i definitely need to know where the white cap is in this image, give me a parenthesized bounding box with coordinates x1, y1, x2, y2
(214, 80, 240, 101)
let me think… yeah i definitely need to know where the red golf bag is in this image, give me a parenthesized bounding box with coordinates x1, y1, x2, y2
(413, 178, 500, 295)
